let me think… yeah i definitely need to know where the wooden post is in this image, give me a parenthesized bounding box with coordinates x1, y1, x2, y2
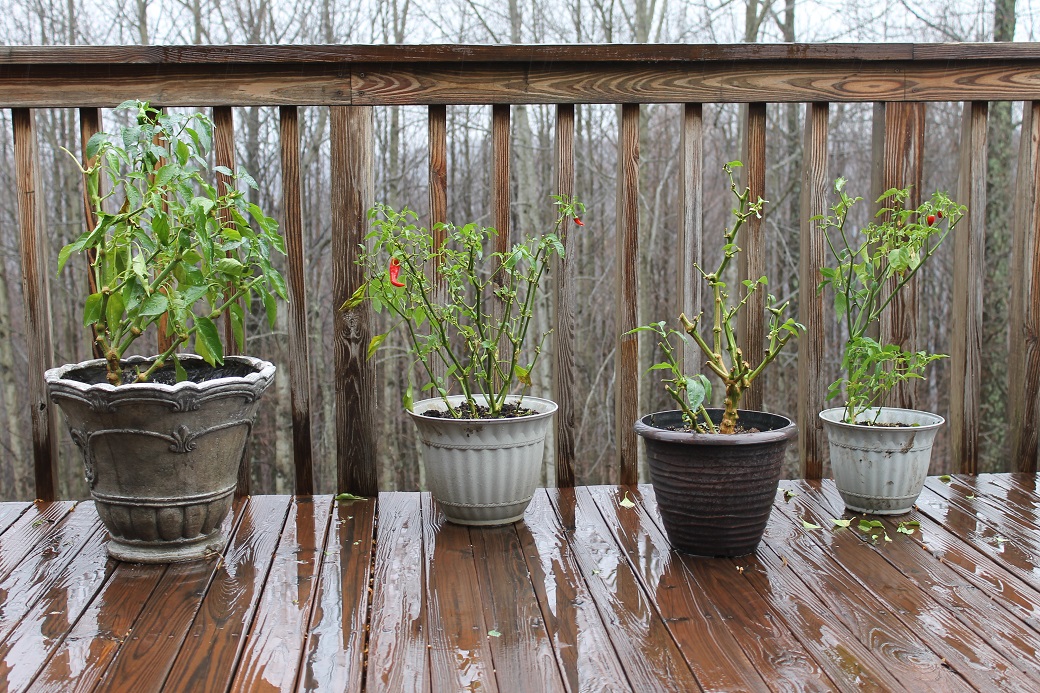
(212, 106, 240, 356)
(738, 103, 767, 412)
(78, 108, 105, 360)
(332, 106, 377, 496)
(553, 104, 576, 488)
(951, 102, 988, 475)
(677, 103, 703, 378)
(1009, 101, 1040, 473)
(798, 102, 830, 480)
(427, 105, 448, 384)
(12, 108, 59, 501)
(280, 105, 315, 494)
(876, 102, 925, 410)
(616, 103, 640, 486)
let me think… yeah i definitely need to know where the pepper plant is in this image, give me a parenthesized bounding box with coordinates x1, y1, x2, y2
(816, 179, 965, 424)
(345, 196, 583, 419)
(632, 162, 804, 434)
(60, 100, 287, 385)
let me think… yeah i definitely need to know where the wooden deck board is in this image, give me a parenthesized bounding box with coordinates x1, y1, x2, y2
(3, 476, 1040, 691)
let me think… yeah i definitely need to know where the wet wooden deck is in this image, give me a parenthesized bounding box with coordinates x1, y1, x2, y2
(2, 474, 1040, 691)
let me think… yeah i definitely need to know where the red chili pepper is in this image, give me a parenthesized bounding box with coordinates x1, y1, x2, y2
(389, 257, 405, 287)
(573, 217, 584, 226)
(926, 214, 936, 226)
(936, 210, 944, 219)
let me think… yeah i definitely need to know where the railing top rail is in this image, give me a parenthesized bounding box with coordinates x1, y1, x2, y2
(1, 42, 1040, 65)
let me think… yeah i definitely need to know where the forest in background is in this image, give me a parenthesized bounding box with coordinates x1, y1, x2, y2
(0, 0, 1033, 500)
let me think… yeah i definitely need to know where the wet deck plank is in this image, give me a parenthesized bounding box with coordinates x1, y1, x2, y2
(2, 476, 1040, 691)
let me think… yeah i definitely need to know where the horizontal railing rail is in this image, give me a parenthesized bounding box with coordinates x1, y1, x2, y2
(1, 43, 1038, 500)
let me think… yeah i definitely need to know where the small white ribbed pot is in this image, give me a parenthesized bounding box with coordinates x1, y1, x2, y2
(407, 395, 556, 526)
(820, 407, 944, 515)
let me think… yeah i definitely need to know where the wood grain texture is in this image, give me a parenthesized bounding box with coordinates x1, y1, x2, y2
(78, 107, 105, 360)
(547, 488, 701, 691)
(361, 493, 428, 693)
(473, 525, 565, 692)
(588, 486, 773, 692)
(229, 496, 332, 692)
(427, 105, 448, 386)
(12, 108, 58, 502)
(331, 106, 377, 496)
(491, 104, 511, 394)
(421, 495, 498, 692)
(94, 499, 245, 693)
(552, 104, 576, 488)
(279, 105, 315, 493)
(518, 489, 629, 691)
(798, 103, 830, 480)
(877, 102, 925, 410)
(677, 104, 704, 377)
(950, 102, 988, 474)
(738, 103, 767, 413)
(615, 103, 640, 486)
(161, 495, 291, 693)
(295, 497, 374, 693)
(212, 106, 239, 356)
(1009, 102, 1040, 473)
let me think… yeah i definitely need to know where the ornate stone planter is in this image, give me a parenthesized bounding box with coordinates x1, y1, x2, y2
(45, 354, 275, 563)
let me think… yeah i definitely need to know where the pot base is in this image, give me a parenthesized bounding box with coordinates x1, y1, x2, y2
(106, 531, 227, 564)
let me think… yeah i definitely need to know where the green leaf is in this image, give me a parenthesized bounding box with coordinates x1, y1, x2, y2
(334, 492, 365, 502)
(801, 519, 822, 530)
(173, 355, 188, 383)
(367, 333, 388, 360)
(619, 492, 636, 509)
(139, 293, 169, 316)
(487, 630, 501, 638)
(939, 475, 952, 483)
(85, 132, 106, 159)
(831, 519, 852, 528)
(402, 383, 414, 412)
(194, 315, 223, 366)
(83, 293, 103, 327)
(215, 257, 245, 276)
(514, 364, 532, 387)
(341, 283, 367, 311)
(262, 289, 278, 328)
(106, 291, 125, 329)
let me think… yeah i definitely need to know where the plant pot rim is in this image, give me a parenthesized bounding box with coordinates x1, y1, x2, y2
(634, 408, 797, 446)
(819, 406, 944, 431)
(45, 353, 276, 394)
(407, 393, 557, 424)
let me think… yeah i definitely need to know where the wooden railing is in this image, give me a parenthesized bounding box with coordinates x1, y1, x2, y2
(2, 43, 1040, 501)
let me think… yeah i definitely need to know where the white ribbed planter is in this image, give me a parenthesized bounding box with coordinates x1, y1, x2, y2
(408, 395, 556, 526)
(820, 407, 944, 515)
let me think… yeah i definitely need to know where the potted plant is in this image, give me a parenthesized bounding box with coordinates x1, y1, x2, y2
(345, 196, 583, 525)
(45, 100, 286, 563)
(631, 162, 802, 556)
(816, 179, 965, 514)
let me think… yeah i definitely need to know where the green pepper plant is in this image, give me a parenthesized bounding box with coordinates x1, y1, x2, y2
(344, 196, 584, 419)
(630, 162, 805, 434)
(60, 100, 287, 386)
(816, 179, 965, 424)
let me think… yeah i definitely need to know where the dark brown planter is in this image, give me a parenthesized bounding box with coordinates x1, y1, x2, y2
(635, 409, 797, 557)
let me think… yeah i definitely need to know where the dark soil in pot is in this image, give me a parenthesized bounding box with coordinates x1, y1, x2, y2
(635, 408, 796, 557)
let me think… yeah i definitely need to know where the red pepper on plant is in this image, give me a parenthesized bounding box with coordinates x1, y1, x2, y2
(389, 257, 405, 287)
(573, 217, 584, 226)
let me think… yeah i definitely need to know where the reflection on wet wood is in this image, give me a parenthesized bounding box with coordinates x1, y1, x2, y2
(2, 477, 1040, 691)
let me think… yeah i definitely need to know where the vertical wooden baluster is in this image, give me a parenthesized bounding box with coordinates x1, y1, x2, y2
(491, 105, 511, 393)
(12, 108, 58, 501)
(553, 103, 576, 488)
(427, 105, 448, 385)
(212, 107, 240, 356)
(616, 103, 640, 486)
(677, 103, 703, 377)
(1009, 101, 1040, 473)
(738, 102, 767, 412)
(877, 102, 926, 410)
(280, 105, 315, 494)
(332, 106, 377, 496)
(951, 101, 988, 475)
(79, 108, 105, 360)
(798, 102, 830, 480)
